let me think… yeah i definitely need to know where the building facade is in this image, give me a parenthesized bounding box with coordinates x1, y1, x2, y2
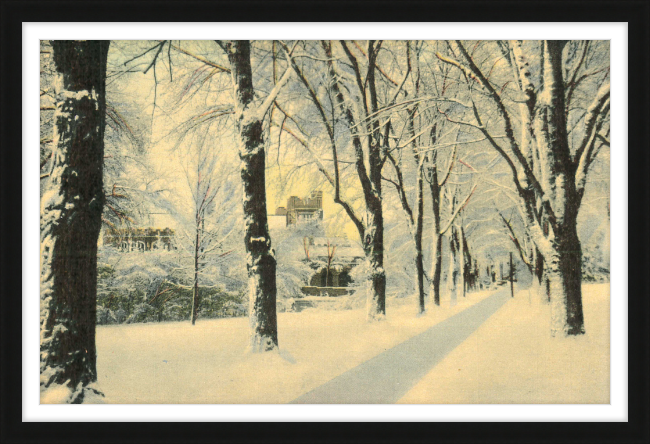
(285, 191, 323, 226)
(268, 191, 324, 227)
(102, 227, 175, 252)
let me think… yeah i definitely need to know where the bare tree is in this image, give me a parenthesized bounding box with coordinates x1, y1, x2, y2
(275, 41, 384, 320)
(424, 131, 477, 306)
(173, 133, 236, 325)
(368, 41, 428, 313)
(278, 40, 422, 320)
(399, 44, 478, 308)
(437, 40, 609, 336)
(40, 40, 110, 403)
(221, 40, 292, 351)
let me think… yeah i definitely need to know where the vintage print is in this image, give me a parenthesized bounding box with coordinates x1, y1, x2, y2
(40, 40, 610, 404)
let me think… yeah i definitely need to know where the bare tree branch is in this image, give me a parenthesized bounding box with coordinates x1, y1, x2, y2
(499, 212, 532, 268)
(573, 81, 611, 166)
(170, 42, 230, 73)
(440, 184, 477, 235)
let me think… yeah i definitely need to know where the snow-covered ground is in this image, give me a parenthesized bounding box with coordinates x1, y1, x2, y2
(93, 284, 609, 404)
(398, 283, 610, 404)
(95, 290, 494, 403)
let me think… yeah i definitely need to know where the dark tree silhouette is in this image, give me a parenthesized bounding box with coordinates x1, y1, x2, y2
(222, 40, 291, 351)
(40, 40, 110, 403)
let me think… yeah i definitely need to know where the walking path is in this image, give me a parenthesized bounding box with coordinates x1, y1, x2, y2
(290, 288, 511, 404)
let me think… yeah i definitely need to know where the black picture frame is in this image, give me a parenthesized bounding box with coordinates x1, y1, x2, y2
(2, 1, 648, 443)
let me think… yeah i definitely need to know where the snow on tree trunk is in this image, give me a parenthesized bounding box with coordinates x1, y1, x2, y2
(363, 200, 386, 321)
(414, 158, 426, 313)
(533, 248, 551, 305)
(547, 218, 585, 336)
(430, 233, 443, 306)
(40, 40, 110, 403)
(226, 40, 278, 352)
(532, 41, 585, 335)
(428, 163, 443, 306)
(415, 242, 425, 313)
(447, 227, 459, 306)
(459, 225, 466, 298)
(191, 224, 200, 325)
(541, 273, 551, 304)
(321, 40, 386, 321)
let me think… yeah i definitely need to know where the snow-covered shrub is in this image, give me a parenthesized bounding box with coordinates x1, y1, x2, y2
(198, 288, 246, 319)
(97, 246, 247, 323)
(332, 290, 365, 310)
(96, 306, 117, 325)
(382, 219, 418, 299)
(114, 308, 128, 324)
(273, 220, 325, 300)
(582, 243, 609, 283)
(126, 303, 158, 324)
(348, 259, 367, 291)
(162, 303, 188, 322)
(220, 300, 248, 317)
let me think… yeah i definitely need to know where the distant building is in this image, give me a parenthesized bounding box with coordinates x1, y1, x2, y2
(102, 227, 175, 252)
(287, 191, 323, 225)
(264, 192, 367, 301)
(269, 191, 324, 227)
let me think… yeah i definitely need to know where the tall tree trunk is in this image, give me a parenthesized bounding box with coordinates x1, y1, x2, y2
(363, 42, 387, 321)
(547, 214, 585, 336)
(459, 225, 466, 297)
(227, 40, 278, 351)
(415, 238, 425, 312)
(322, 40, 386, 321)
(447, 227, 459, 305)
(191, 223, 200, 325)
(430, 233, 443, 306)
(533, 248, 543, 285)
(428, 166, 442, 306)
(542, 272, 551, 304)
(534, 41, 585, 335)
(364, 198, 386, 320)
(40, 40, 110, 403)
(414, 168, 425, 313)
(533, 248, 551, 304)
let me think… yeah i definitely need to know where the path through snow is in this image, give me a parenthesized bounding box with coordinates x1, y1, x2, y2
(291, 289, 510, 403)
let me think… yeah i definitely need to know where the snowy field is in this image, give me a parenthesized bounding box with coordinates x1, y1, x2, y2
(399, 283, 610, 404)
(94, 290, 494, 403)
(93, 284, 609, 404)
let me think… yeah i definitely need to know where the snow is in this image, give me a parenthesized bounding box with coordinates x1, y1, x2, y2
(41, 382, 106, 404)
(398, 283, 609, 404)
(41, 383, 74, 404)
(89, 284, 610, 404)
(95, 290, 495, 403)
(60, 89, 93, 102)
